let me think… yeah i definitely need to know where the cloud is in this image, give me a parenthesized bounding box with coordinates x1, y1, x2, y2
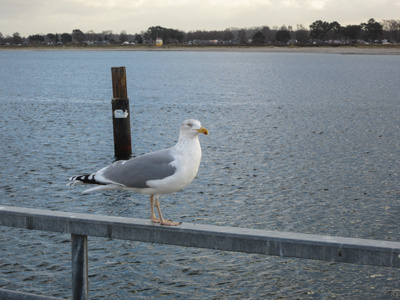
(306, 0, 327, 10)
(0, 0, 399, 36)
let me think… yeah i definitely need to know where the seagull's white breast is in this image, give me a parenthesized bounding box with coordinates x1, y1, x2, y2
(146, 136, 202, 195)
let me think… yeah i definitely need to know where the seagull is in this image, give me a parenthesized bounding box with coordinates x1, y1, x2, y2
(69, 119, 209, 226)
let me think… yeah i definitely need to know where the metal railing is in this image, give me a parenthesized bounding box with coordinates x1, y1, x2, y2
(1, 205, 400, 299)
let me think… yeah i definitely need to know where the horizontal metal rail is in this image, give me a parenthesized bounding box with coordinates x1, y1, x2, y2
(1, 205, 399, 268)
(1, 205, 400, 299)
(0, 288, 61, 300)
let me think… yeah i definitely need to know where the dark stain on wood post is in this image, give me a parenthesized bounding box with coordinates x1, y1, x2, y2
(111, 67, 132, 160)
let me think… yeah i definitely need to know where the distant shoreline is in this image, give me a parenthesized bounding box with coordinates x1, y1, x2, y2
(1, 45, 400, 55)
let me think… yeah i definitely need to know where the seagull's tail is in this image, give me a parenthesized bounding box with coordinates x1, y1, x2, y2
(81, 184, 121, 194)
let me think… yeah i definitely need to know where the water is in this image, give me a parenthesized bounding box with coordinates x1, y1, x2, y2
(0, 50, 400, 299)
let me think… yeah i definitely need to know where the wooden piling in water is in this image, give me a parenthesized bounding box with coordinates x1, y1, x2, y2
(111, 67, 132, 160)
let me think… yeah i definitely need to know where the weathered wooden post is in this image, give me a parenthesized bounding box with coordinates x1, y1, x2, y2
(111, 67, 132, 160)
(71, 234, 89, 300)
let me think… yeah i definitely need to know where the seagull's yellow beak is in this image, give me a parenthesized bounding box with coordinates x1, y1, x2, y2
(196, 126, 209, 135)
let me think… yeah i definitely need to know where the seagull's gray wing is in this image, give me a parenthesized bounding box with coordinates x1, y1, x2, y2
(98, 149, 177, 188)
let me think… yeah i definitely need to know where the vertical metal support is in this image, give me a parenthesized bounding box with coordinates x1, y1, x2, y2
(71, 234, 89, 300)
(111, 67, 132, 160)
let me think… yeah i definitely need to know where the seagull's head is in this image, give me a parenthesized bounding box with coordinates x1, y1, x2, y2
(180, 119, 209, 137)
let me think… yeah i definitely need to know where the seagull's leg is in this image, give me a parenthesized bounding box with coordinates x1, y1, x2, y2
(154, 197, 181, 226)
(150, 195, 160, 223)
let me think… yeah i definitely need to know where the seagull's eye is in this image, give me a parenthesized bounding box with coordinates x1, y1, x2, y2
(187, 123, 193, 128)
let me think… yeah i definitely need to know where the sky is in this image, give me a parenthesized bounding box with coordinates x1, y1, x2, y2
(1, 0, 399, 36)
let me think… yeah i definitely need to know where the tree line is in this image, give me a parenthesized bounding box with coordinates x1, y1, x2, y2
(1, 18, 399, 46)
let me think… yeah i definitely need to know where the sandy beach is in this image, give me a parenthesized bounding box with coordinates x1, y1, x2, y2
(1, 45, 400, 55)
(203, 46, 400, 55)
(160, 46, 400, 55)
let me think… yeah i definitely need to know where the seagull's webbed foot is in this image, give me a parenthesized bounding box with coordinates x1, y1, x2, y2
(160, 219, 182, 226)
(150, 215, 178, 226)
(150, 216, 161, 223)
(150, 195, 181, 226)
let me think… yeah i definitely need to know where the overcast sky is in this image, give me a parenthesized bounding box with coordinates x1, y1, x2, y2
(1, 0, 399, 36)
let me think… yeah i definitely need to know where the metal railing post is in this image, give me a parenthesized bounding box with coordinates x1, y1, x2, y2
(71, 234, 89, 300)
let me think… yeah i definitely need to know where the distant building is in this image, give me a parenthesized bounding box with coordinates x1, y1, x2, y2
(156, 37, 163, 46)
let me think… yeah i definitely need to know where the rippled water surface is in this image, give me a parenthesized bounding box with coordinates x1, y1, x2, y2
(1, 50, 400, 299)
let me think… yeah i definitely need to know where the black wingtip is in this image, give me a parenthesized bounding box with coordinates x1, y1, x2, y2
(70, 174, 100, 184)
